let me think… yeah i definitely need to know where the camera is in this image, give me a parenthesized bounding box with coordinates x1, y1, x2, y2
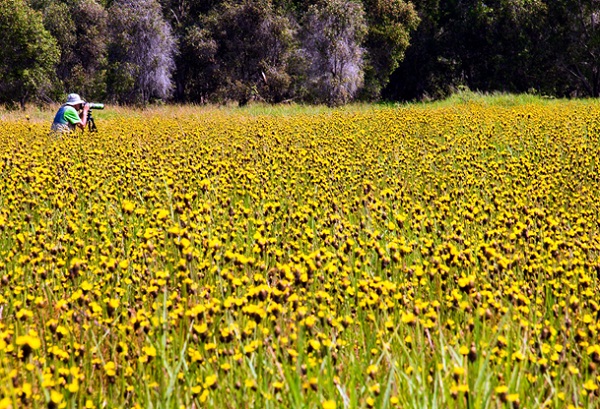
(87, 103, 104, 110)
(82, 101, 104, 132)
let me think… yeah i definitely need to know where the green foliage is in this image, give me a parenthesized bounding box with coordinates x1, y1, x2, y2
(182, 0, 299, 105)
(70, 0, 109, 99)
(31, 0, 109, 101)
(158, 0, 226, 102)
(0, 0, 60, 108)
(386, 0, 600, 100)
(107, 0, 176, 104)
(361, 0, 420, 99)
(545, 0, 600, 97)
(386, 0, 553, 101)
(3, 0, 600, 104)
(302, 0, 368, 106)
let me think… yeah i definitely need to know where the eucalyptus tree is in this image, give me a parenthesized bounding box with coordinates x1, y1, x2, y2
(547, 0, 600, 97)
(0, 0, 59, 108)
(107, 0, 177, 104)
(205, 0, 299, 105)
(31, 0, 109, 100)
(386, 0, 550, 100)
(157, 0, 225, 101)
(301, 0, 368, 105)
(361, 0, 420, 99)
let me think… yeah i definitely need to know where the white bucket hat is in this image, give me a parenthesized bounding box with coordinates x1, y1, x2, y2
(65, 93, 85, 106)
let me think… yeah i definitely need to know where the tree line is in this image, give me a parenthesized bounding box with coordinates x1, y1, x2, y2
(1, 0, 599, 108)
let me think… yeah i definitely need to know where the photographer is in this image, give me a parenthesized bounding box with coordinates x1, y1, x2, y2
(50, 93, 89, 134)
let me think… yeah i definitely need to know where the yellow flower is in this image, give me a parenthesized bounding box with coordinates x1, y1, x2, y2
(457, 384, 469, 393)
(583, 379, 598, 391)
(322, 400, 336, 409)
(369, 383, 381, 395)
(401, 312, 416, 325)
(308, 339, 321, 353)
(495, 385, 508, 394)
(204, 374, 218, 389)
(155, 208, 170, 220)
(50, 390, 64, 404)
(122, 200, 135, 213)
(366, 364, 378, 378)
(453, 366, 465, 376)
(16, 332, 41, 358)
(68, 379, 80, 393)
(245, 378, 257, 390)
(199, 389, 209, 403)
(506, 394, 519, 403)
(104, 361, 116, 377)
(143, 345, 157, 357)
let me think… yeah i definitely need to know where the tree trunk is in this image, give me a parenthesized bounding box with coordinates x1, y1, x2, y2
(20, 91, 28, 110)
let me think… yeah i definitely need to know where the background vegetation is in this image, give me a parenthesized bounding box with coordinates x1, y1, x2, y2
(2, 0, 600, 108)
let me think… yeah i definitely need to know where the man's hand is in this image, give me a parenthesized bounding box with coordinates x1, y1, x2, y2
(77, 103, 90, 130)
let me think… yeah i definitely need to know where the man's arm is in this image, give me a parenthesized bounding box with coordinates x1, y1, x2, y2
(63, 105, 88, 130)
(76, 104, 89, 130)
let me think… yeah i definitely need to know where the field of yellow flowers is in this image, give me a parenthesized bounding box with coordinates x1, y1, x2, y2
(1, 100, 600, 409)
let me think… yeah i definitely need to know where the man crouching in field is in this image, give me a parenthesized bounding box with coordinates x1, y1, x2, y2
(50, 93, 89, 134)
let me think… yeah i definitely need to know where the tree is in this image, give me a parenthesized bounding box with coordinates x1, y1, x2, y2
(383, 0, 452, 101)
(547, 0, 600, 97)
(0, 0, 59, 108)
(361, 0, 420, 99)
(157, 0, 226, 101)
(107, 0, 177, 104)
(301, 0, 367, 105)
(175, 25, 220, 103)
(31, 0, 109, 100)
(167, 0, 298, 104)
(384, 0, 550, 101)
(69, 0, 109, 99)
(207, 0, 299, 105)
(31, 0, 75, 83)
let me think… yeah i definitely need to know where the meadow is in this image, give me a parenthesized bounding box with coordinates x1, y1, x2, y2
(1, 97, 600, 409)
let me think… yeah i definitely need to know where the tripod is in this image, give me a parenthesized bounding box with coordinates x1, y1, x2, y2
(87, 109, 98, 132)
